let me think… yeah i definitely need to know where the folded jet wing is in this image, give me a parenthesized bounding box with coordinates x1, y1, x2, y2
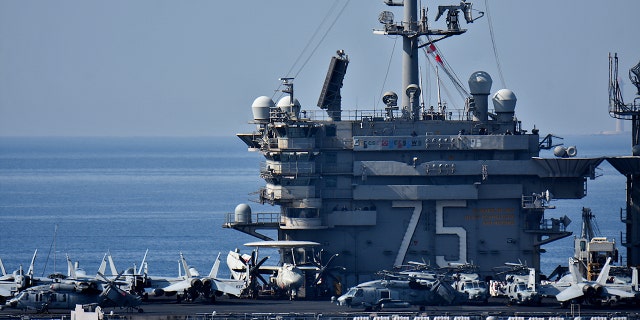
(208, 277, 245, 297)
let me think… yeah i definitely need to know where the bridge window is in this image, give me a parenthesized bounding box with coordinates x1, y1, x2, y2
(285, 207, 319, 218)
(287, 127, 309, 138)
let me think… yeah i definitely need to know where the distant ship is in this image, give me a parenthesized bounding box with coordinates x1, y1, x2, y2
(224, 0, 640, 295)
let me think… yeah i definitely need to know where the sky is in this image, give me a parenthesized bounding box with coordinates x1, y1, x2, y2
(0, 0, 639, 137)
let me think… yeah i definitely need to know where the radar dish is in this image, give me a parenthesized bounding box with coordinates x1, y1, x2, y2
(405, 84, 420, 97)
(468, 71, 492, 95)
(378, 11, 394, 25)
(382, 91, 398, 107)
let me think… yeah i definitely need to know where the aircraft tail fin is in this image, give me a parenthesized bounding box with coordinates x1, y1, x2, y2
(632, 267, 638, 291)
(179, 252, 192, 278)
(66, 254, 77, 279)
(209, 253, 222, 278)
(138, 249, 149, 275)
(27, 249, 37, 276)
(568, 258, 582, 283)
(0, 256, 6, 276)
(107, 252, 118, 276)
(97, 253, 108, 276)
(595, 257, 612, 285)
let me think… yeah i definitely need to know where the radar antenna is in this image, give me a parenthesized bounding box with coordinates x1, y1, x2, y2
(608, 53, 640, 148)
(608, 53, 640, 120)
(607, 54, 640, 269)
(631, 60, 640, 95)
(317, 51, 349, 121)
(374, 0, 483, 119)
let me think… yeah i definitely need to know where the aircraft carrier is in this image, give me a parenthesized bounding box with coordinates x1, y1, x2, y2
(224, 0, 640, 291)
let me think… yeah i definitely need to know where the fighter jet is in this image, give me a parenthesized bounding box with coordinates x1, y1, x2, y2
(0, 250, 52, 303)
(555, 257, 638, 306)
(150, 252, 245, 302)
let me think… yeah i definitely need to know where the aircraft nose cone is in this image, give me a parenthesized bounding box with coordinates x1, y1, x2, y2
(337, 296, 351, 306)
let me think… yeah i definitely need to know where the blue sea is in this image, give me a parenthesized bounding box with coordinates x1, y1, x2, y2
(0, 134, 631, 279)
(0, 136, 275, 279)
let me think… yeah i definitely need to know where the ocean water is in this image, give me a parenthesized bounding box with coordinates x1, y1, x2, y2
(0, 134, 631, 280)
(0, 136, 275, 279)
(539, 133, 630, 273)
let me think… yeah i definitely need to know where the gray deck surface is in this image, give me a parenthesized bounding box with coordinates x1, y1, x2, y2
(2, 297, 639, 318)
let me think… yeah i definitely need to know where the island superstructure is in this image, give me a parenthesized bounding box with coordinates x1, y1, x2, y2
(224, 0, 606, 288)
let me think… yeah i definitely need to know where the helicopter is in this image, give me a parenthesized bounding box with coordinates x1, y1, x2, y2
(491, 262, 541, 306)
(0, 250, 54, 303)
(3, 271, 142, 313)
(335, 275, 463, 311)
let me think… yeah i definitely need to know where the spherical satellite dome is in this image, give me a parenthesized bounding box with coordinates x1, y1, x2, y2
(276, 96, 302, 117)
(252, 96, 275, 109)
(553, 146, 567, 158)
(235, 203, 252, 215)
(251, 96, 275, 121)
(234, 203, 252, 223)
(492, 89, 517, 113)
(468, 71, 493, 95)
(276, 96, 301, 109)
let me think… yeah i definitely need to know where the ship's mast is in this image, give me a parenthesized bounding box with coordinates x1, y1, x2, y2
(376, 0, 479, 118)
(402, 0, 420, 114)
